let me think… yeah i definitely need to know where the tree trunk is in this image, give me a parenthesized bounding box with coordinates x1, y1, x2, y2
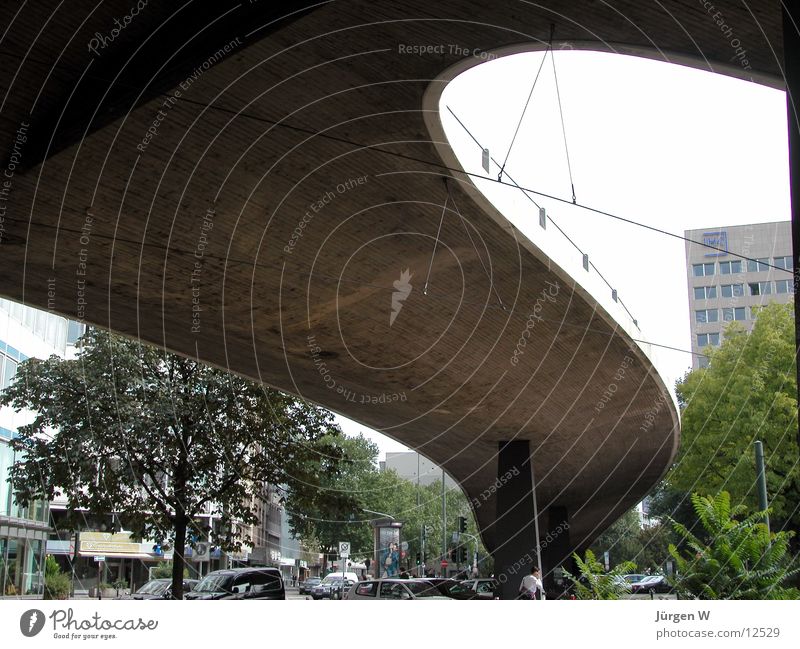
(172, 513, 188, 600)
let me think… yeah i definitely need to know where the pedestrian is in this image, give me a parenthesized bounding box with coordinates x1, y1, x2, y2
(518, 566, 542, 600)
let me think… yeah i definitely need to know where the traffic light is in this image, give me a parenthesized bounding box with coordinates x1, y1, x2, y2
(415, 552, 421, 565)
(458, 516, 467, 533)
(449, 548, 457, 562)
(459, 547, 468, 563)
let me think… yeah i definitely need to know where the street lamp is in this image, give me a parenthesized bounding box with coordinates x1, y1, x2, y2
(362, 509, 395, 520)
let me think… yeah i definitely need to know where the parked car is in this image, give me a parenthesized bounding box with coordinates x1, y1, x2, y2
(630, 575, 672, 595)
(443, 578, 498, 600)
(123, 578, 199, 600)
(184, 567, 285, 600)
(311, 572, 360, 600)
(344, 578, 450, 600)
(422, 578, 460, 597)
(330, 579, 356, 600)
(623, 574, 648, 584)
(299, 577, 321, 595)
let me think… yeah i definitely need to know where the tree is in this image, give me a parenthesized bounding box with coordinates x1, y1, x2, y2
(589, 509, 645, 570)
(562, 549, 635, 599)
(672, 304, 800, 533)
(285, 434, 379, 565)
(285, 436, 490, 575)
(43, 555, 70, 600)
(668, 492, 799, 599)
(1, 329, 350, 599)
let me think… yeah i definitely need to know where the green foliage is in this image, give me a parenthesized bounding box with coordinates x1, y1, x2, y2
(285, 435, 489, 572)
(1, 328, 351, 598)
(672, 304, 799, 531)
(589, 507, 672, 573)
(590, 509, 645, 568)
(43, 557, 70, 600)
(150, 562, 188, 579)
(45, 555, 60, 578)
(562, 549, 636, 600)
(668, 492, 799, 599)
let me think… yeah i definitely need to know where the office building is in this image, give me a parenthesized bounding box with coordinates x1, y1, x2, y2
(685, 221, 793, 369)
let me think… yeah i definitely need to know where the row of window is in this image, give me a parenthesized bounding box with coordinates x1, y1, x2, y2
(0, 298, 70, 354)
(692, 256, 793, 277)
(0, 340, 28, 391)
(694, 279, 794, 300)
(695, 307, 747, 323)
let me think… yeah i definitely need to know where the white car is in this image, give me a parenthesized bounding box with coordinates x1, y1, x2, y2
(344, 579, 450, 600)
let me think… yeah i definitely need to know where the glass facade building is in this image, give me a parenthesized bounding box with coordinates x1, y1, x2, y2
(0, 298, 76, 597)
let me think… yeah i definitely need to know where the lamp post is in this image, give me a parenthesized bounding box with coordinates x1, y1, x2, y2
(362, 509, 395, 520)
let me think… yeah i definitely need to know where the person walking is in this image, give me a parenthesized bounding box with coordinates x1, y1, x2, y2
(519, 566, 543, 600)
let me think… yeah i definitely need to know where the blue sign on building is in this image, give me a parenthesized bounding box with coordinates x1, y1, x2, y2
(703, 230, 728, 257)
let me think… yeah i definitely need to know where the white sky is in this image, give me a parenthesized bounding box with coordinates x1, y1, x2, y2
(343, 50, 790, 460)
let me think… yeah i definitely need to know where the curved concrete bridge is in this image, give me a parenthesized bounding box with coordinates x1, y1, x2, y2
(0, 1, 788, 596)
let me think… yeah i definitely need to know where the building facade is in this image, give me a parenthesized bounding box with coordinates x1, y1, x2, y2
(685, 221, 793, 369)
(381, 451, 456, 488)
(0, 297, 81, 596)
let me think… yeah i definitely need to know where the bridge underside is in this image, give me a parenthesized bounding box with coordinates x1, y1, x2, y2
(2, 1, 786, 582)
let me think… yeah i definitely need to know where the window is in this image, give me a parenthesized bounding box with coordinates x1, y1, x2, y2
(247, 571, 282, 593)
(698, 356, 710, 369)
(2, 356, 17, 389)
(721, 284, 744, 298)
(751, 306, 763, 319)
(355, 582, 377, 597)
(693, 263, 715, 277)
(773, 256, 793, 271)
(747, 258, 770, 272)
(722, 307, 746, 321)
(695, 309, 719, 323)
(693, 286, 717, 300)
(697, 333, 720, 347)
(776, 279, 794, 294)
(66, 321, 86, 345)
(719, 260, 742, 274)
(380, 582, 407, 599)
(749, 281, 772, 296)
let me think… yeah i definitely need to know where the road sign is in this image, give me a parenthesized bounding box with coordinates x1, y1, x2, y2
(338, 541, 350, 558)
(440, 559, 448, 568)
(93, 556, 105, 563)
(192, 542, 210, 562)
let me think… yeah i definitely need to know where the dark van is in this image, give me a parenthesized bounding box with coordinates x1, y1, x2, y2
(185, 567, 285, 600)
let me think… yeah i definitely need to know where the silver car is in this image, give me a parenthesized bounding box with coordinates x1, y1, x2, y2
(344, 579, 450, 600)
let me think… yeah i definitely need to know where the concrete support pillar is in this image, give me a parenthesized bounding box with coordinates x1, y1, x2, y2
(541, 506, 572, 599)
(784, 6, 800, 451)
(493, 440, 538, 600)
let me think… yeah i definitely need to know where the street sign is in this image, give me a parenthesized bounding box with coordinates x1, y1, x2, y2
(440, 560, 448, 568)
(338, 541, 350, 558)
(93, 556, 105, 563)
(452, 532, 460, 543)
(192, 542, 210, 562)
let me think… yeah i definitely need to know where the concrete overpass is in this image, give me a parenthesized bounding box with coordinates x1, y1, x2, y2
(0, 1, 794, 597)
